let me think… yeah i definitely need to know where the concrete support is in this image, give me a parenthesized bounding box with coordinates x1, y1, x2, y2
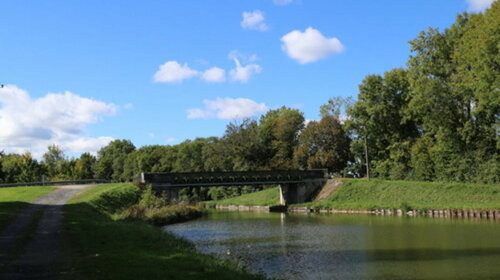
(279, 180, 325, 206)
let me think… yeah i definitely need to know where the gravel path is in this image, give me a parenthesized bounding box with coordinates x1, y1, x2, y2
(0, 185, 95, 280)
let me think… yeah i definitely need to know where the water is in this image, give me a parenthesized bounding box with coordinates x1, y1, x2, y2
(164, 211, 500, 280)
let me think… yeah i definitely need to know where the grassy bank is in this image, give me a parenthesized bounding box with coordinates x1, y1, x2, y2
(0, 186, 54, 229)
(62, 183, 266, 280)
(204, 187, 280, 207)
(300, 179, 500, 210)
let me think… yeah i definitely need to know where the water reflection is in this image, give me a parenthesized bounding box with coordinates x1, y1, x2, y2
(164, 211, 500, 280)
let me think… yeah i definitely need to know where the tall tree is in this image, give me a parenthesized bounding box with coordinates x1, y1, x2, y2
(294, 115, 351, 173)
(42, 145, 66, 179)
(95, 139, 136, 181)
(347, 69, 418, 178)
(259, 107, 305, 169)
(74, 153, 97, 180)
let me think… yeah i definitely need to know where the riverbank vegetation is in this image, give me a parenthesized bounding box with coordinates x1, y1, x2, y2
(0, 186, 54, 229)
(1, 4, 498, 199)
(62, 183, 266, 280)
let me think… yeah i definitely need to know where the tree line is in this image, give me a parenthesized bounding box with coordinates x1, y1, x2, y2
(1, 5, 498, 191)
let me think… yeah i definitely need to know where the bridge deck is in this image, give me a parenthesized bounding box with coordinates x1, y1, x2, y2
(138, 170, 327, 188)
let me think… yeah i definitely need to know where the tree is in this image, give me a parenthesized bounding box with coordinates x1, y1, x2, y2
(0, 151, 5, 183)
(346, 69, 418, 178)
(74, 153, 97, 180)
(95, 140, 136, 181)
(405, 4, 499, 182)
(294, 115, 351, 173)
(320, 96, 353, 120)
(0, 153, 44, 183)
(223, 119, 265, 171)
(42, 145, 66, 180)
(259, 107, 305, 169)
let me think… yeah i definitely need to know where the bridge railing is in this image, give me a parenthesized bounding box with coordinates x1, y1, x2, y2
(0, 179, 110, 188)
(137, 170, 327, 187)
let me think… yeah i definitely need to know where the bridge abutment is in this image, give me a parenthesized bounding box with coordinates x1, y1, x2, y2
(279, 180, 325, 206)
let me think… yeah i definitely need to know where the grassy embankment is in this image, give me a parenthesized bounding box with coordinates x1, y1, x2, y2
(62, 183, 266, 280)
(299, 179, 500, 210)
(0, 186, 54, 229)
(205, 180, 500, 211)
(204, 187, 280, 207)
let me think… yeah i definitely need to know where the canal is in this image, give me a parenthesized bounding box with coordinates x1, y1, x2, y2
(164, 211, 500, 280)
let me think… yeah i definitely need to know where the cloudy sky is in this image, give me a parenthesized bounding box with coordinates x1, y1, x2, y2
(0, 0, 494, 157)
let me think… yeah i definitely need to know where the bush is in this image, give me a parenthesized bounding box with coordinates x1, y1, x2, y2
(120, 185, 203, 226)
(400, 201, 412, 212)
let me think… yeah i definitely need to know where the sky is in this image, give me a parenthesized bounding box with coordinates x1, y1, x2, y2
(0, 0, 495, 158)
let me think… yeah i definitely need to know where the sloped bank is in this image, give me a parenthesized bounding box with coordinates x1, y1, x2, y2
(294, 179, 500, 220)
(206, 179, 500, 220)
(62, 183, 267, 280)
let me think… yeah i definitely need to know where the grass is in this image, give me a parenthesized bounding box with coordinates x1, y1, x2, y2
(0, 186, 54, 229)
(299, 179, 500, 210)
(62, 183, 267, 280)
(204, 187, 280, 207)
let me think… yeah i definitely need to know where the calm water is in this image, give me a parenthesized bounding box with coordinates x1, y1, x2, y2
(164, 211, 500, 280)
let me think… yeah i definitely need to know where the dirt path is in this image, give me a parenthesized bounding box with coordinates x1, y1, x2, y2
(0, 184, 94, 280)
(313, 179, 343, 201)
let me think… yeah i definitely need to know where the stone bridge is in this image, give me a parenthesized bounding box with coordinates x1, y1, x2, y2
(136, 170, 327, 205)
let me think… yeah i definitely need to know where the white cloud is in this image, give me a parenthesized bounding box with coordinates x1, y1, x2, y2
(281, 27, 344, 64)
(229, 58, 262, 83)
(466, 0, 494, 12)
(186, 108, 213, 119)
(154, 55, 262, 84)
(166, 137, 177, 143)
(153, 61, 199, 83)
(64, 137, 115, 154)
(201, 67, 226, 83)
(187, 97, 268, 119)
(241, 10, 268, 31)
(0, 85, 116, 156)
(274, 0, 296, 6)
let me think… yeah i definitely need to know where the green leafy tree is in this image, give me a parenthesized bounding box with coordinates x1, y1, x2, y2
(346, 69, 418, 178)
(294, 115, 351, 173)
(95, 139, 136, 181)
(74, 153, 97, 180)
(0, 153, 44, 183)
(223, 119, 265, 171)
(42, 145, 66, 180)
(320, 96, 353, 119)
(259, 107, 305, 169)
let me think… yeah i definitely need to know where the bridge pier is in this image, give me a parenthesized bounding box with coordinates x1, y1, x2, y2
(279, 180, 325, 206)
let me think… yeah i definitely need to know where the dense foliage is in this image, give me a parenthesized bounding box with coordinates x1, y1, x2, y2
(1, 5, 498, 193)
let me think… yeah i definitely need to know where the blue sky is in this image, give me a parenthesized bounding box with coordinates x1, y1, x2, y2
(0, 0, 494, 157)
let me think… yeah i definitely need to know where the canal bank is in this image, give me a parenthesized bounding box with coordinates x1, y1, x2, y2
(61, 183, 267, 280)
(205, 179, 500, 220)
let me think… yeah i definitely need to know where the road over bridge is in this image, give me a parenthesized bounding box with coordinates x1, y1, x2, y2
(137, 170, 328, 205)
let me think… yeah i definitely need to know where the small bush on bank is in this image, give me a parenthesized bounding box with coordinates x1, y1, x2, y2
(120, 185, 203, 226)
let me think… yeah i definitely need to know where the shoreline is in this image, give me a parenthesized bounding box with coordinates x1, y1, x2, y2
(208, 204, 500, 221)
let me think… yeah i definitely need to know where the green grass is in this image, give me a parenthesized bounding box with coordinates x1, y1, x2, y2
(62, 183, 267, 280)
(299, 179, 500, 210)
(204, 187, 280, 206)
(0, 186, 54, 229)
